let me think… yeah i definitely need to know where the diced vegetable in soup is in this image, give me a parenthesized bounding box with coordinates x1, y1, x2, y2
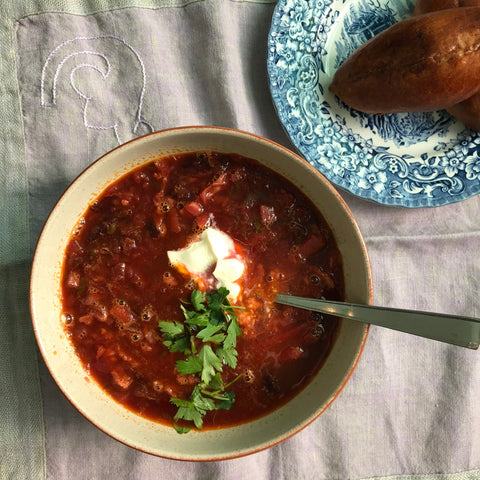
(61, 151, 343, 431)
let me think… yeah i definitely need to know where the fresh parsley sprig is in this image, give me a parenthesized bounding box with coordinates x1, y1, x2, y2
(158, 287, 244, 433)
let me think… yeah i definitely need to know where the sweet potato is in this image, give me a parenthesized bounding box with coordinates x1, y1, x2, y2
(329, 8, 480, 114)
(413, 0, 480, 130)
(413, 0, 480, 16)
(447, 96, 480, 130)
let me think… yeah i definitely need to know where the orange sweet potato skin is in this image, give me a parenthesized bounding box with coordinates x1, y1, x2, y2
(413, 0, 480, 131)
(329, 8, 480, 114)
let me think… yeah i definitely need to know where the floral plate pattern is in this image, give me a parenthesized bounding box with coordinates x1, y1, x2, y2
(267, 0, 480, 207)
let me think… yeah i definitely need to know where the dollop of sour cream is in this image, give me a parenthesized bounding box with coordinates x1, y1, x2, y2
(167, 228, 245, 301)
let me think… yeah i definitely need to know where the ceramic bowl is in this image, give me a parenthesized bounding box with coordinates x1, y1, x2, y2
(30, 126, 373, 461)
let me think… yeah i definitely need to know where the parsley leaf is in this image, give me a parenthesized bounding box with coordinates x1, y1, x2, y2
(191, 384, 216, 412)
(224, 317, 242, 349)
(173, 425, 191, 434)
(158, 320, 191, 354)
(183, 309, 210, 328)
(199, 344, 223, 384)
(196, 323, 225, 343)
(191, 289, 206, 312)
(216, 346, 238, 369)
(159, 288, 244, 433)
(215, 390, 235, 410)
(207, 372, 224, 391)
(171, 397, 205, 430)
(176, 355, 202, 375)
(158, 320, 184, 337)
(206, 287, 229, 311)
(209, 308, 227, 326)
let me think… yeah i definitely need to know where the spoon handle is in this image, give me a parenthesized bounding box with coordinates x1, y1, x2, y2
(275, 294, 480, 350)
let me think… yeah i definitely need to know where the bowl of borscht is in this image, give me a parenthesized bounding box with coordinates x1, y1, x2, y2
(30, 126, 373, 461)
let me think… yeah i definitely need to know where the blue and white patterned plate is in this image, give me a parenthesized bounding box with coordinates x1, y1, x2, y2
(267, 0, 480, 207)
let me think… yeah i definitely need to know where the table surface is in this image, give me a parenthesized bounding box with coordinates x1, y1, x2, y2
(1, 1, 479, 479)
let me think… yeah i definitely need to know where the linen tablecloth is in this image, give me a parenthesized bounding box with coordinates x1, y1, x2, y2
(1, 1, 479, 479)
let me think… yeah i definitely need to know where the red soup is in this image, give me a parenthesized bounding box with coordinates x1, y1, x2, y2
(61, 151, 343, 431)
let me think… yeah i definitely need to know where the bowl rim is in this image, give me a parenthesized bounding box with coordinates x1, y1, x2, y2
(29, 125, 373, 461)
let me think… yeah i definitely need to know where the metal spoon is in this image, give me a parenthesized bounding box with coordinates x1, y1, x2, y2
(275, 294, 480, 350)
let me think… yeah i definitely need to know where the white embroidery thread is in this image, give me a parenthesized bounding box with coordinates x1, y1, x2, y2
(41, 35, 153, 145)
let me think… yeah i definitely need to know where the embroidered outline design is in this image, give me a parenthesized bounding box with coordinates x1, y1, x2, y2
(40, 34, 153, 144)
